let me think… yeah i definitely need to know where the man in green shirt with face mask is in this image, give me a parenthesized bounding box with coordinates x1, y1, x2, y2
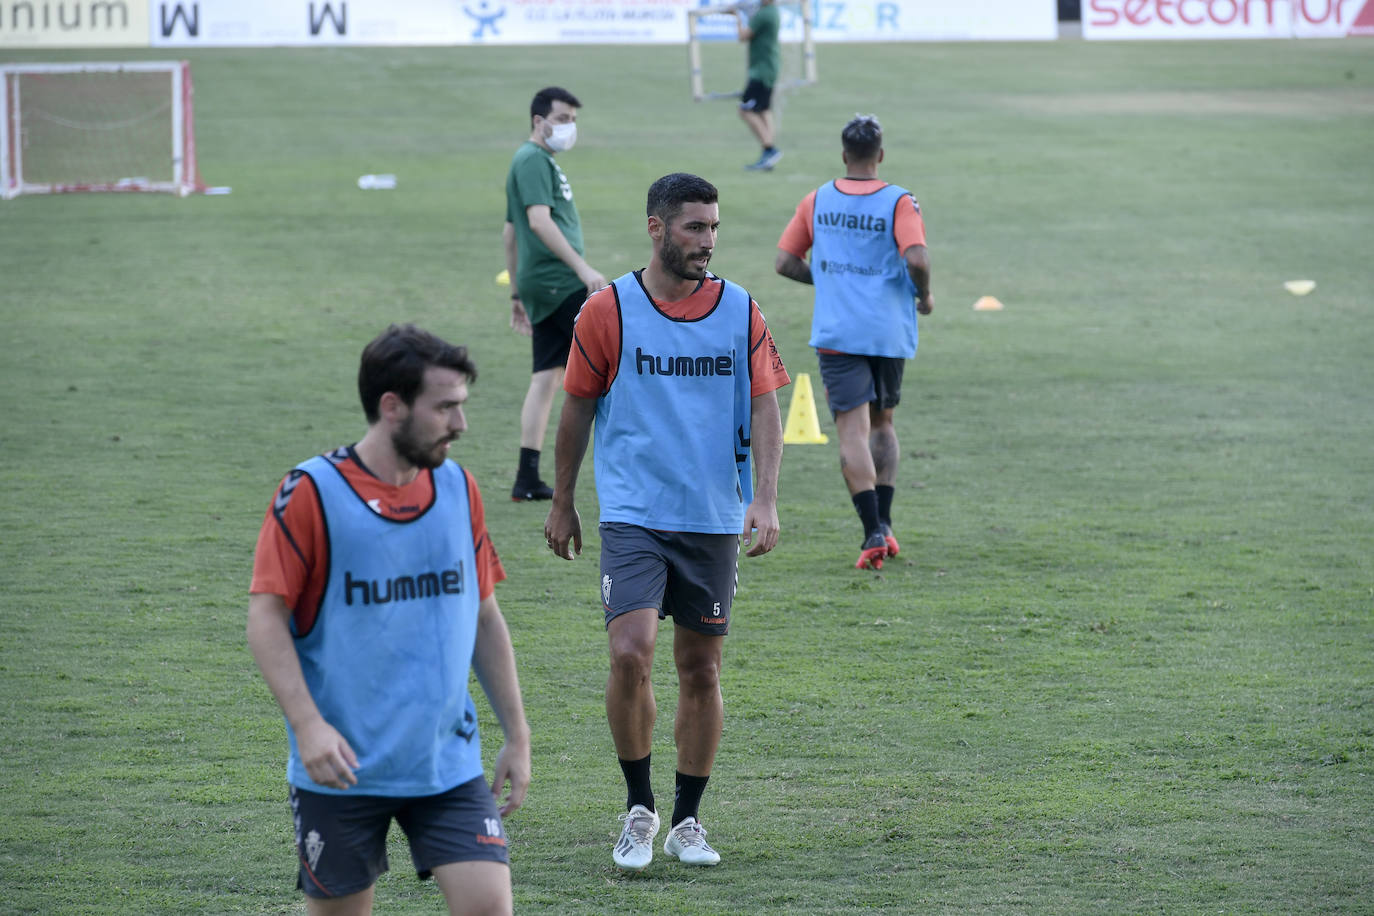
(503, 86, 607, 502)
(733, 0, 783, 171)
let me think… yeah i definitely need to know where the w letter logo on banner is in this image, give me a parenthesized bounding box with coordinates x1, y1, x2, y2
(309, 3, 347, 36)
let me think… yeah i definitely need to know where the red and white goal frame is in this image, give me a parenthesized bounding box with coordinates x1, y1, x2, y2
(1, 60, 203, 200)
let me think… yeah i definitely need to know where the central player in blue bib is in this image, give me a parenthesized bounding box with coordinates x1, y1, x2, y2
(546, 173, 789, 872)
(594, 271, 756, 533)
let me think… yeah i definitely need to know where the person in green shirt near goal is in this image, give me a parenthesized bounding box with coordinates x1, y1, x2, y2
(503, 87, 607, 502)
(732, 0, 783, 171)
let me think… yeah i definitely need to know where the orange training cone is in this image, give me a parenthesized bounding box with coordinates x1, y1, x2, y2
(783, 373, 829, 444)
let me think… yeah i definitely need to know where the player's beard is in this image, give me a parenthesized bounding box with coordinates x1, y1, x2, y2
(660, 232, 711, 282)
(392, 413, 453, 470)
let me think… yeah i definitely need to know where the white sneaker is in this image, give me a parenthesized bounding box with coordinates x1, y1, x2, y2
(613, 804, 660, 871)
(663, 817, 721, 866)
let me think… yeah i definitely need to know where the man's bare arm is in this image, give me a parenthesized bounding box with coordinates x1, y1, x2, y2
(743, 390, 783, 557)
(904, 244, 933, 314)
(544, 394, 598, 560)
(247, 593, 359, 789)
(471, 593, 531, 816)
(775, 249, 813, 285)
(503, 221, 532, 335)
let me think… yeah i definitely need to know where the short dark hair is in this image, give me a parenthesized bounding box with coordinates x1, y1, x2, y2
(530, 86, 581, 126)
(357, 324, 477, 424)
(645, 172, 719, 226)
(841, 114, 883, 162)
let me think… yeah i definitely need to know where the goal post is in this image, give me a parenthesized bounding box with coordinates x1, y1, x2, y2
(1, 61, 204, 200)
(687, 1, 817, 104)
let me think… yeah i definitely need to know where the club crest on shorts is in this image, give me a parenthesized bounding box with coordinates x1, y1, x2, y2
(304, 829, 324, 871)
(602, 574, 612, 607)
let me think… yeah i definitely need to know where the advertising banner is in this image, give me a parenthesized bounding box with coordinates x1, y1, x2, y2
(10, 0, 1371, 48)
(0, 1, 150, 47)
(150, 0, 459, 46)
(693, 0, 1057, 43)
(148, 0, 694, 46)
(145, 0, 1057, 48)
(1082, 0, 1374, 39)
(459, 0, 695, 45)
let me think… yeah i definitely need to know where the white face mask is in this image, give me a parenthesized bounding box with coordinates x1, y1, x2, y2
(546, 121, 577, 152)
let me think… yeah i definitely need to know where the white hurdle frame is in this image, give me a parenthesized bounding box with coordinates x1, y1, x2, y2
(687, 1, 817, 103)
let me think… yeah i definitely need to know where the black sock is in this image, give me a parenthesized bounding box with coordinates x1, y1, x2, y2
(853, 489, 881, 539)
(876, 485, 895, 528)
(619, 755, 654, 813)
(764, 145, 777, 154)
(672, 771, 710, 827)
(517, 447, 540, 483)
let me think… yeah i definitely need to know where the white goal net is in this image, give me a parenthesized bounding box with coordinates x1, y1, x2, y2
(687, 1, 817, 104)
(1, 61, 203, 200)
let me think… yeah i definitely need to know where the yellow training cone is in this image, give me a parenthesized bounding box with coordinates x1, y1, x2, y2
(495, 269, 510, 286)
(783, 373, 829, 444)
(1283, 280, 1315, 296)
(973, 296, 1004, 311)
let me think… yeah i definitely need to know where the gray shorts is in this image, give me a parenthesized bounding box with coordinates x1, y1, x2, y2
(599, 522, 739, 635)
(816, 351, 906, 414)
(290, 776, 507, 899)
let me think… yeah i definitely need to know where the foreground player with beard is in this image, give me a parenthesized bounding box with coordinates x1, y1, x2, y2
(544, 173, 789, 871)
(248, 324, 530, 915)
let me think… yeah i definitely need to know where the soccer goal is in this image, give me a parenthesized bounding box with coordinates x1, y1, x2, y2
(1, 61, 203, 200)
(687, 1, 817, 104)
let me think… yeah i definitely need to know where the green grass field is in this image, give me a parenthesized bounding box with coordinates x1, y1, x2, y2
(1, 37, 1371, 914)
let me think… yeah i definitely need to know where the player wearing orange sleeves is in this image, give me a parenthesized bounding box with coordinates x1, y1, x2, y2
(248, 324, 530, 916)
(251, 447, 507, 631)
(546, 173, 788, 872)
(562, 277, 790, 403)
(775, 114, 933, 571)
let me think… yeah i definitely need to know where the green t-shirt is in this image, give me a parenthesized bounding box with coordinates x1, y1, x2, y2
(747, 4, 781, 88)
(504, 141, 586, 324)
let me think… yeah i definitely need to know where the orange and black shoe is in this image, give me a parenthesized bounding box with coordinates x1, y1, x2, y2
(855, 532, 888, 570)
(881, 523, 900, 558)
